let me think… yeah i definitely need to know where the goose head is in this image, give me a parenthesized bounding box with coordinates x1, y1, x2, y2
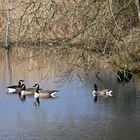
(18, 80, 24, 86)
(21, 84, 26, 90)
(33, 84, 40, 92)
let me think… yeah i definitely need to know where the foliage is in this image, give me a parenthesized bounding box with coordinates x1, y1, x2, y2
(0, 0, 140, 74)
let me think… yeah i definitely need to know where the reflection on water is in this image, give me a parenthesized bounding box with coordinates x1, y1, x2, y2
(5, 48, 12, 84)
(0, 47, 140, 140)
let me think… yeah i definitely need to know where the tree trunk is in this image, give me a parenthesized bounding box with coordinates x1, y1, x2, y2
(5, 9, 11, 49)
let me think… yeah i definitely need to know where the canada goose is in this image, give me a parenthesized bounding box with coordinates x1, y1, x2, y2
(19, 84, 42, 101)
(33, 84, 59, 106)
(7, 80, 24, 93)
(92, 84, 113, 102)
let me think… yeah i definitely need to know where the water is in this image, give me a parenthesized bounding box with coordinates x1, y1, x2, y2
(0, 47, 140, 140)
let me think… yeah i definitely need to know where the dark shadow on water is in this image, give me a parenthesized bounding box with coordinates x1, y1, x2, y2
(18, 93, 26, 102)
(117, 69, 133, 83)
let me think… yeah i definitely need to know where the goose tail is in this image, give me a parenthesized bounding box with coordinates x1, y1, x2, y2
(50, 92, 56, 98)
(7, 88, 16, 93)
(107, 90, 113, 96)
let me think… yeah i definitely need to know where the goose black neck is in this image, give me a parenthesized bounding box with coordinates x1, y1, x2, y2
(36, 85, 40, 93)
(94, 84, 98, 91)
(22, 84, 26, 90)
(18, 81, 22, 86)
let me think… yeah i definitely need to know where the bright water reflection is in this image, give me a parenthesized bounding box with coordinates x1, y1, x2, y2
(0, 48, 140, 140)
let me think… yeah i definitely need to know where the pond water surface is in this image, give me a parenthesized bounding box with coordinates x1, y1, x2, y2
(0, 47, 140, 140)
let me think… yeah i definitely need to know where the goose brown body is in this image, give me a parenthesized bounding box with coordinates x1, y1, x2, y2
(33, 84, 59, 106)
(92, 84, 113, 102)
